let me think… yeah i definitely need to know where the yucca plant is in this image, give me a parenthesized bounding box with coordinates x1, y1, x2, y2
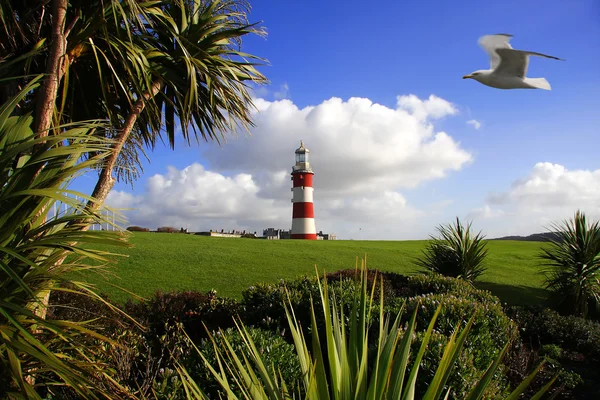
(540, 210, 600, 318)
(0, 76, 134, 398)
(175, 260, 555, 399)
(416, 218, 488, 283)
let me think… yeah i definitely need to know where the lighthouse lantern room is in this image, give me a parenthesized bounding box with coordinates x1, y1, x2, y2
(290, 141, 317, 239)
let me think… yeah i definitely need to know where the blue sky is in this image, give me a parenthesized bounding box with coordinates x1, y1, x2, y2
(92, 0, 600, 239)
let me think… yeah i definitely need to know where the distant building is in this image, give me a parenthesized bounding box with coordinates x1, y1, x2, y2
(196, 228, 255, 238)
(262, 228, 334, 240)
(317, 231, 337, 240)
(263, 228, 291, 240)
(196, 231, 242, 238)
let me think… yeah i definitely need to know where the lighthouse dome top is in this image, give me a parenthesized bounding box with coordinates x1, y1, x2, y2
(295, 140, 310, 154)
(293, 141, 312, 173)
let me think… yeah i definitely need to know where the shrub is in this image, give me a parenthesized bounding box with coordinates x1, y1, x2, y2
(411, 331, 509, 399)
(157, 226, 179, 233)
(180, 264, 553, 399)
(415, 217, 488, 282)
(390, 292, 517, 372)
(185, 327, 302, 398)
(242, 270, 519, 398)
(126, 290, 241, 344)
(504, 305, 600, 398)
(505, 306, 600, 362)
(126, 226, 150, 232)
(539, 210, 600, 318)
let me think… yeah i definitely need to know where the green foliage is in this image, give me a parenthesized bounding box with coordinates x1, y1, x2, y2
(416, 218, 489, 282)
(1, 0, 268, 184)
(0, 78, 132, 397)
(539, 210, 600, 317)
(125, 290, 241, 344)
(399, 293, 517, 370)
(186, 327, 302, 398)
(412, 331, 509, 399)
(126, 226, 150, 232)
(506, 306, 600, 362)
(178, 263, 555, 399)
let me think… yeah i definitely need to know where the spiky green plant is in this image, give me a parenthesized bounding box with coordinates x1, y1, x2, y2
(416, 218, 488, 283)
(175, 261, 555, 399)
(540, 210, 600, 318)
(0, 76, 134, 398)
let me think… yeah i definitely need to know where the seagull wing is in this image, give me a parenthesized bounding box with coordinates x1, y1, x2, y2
(478, 33, 514, 69)
(495, 48, 564, 78)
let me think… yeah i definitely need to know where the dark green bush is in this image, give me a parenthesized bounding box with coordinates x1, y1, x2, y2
(241, 276, 362, 339)
(125, 289, 241, 343)
(241, 270, 517, 398)
(504, 306, 600, 398)
(184, 327, 302, 398)
(411, 331, 509, 399)
(505, 306, 600, 361)
(387, 292, 517, 372)
(126, 225, 150, 232)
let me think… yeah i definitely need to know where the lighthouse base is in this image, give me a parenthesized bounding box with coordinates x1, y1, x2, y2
(291, 233, 318, 240)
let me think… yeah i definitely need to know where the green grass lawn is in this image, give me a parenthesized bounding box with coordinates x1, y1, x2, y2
(78, 232, 550, 306)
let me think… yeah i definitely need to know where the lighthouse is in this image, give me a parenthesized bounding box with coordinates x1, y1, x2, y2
(291, 141, 317, 239)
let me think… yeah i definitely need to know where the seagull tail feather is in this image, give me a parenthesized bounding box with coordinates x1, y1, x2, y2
(525, 77, 552, 90)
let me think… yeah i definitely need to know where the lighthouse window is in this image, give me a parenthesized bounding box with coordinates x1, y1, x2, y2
(296, 152, 307, 164)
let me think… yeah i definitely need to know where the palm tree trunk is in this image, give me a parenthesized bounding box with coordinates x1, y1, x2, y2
(27, 1, 68, 385)
(33, 0, 68, 139)
(85, 79, 164, 215)
(35, 81, 163, 335)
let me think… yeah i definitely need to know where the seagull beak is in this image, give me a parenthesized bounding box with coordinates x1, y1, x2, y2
(462, 74, 472, 79)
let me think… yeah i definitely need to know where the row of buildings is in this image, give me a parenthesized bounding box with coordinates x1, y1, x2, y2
(262, 228, 336, 240)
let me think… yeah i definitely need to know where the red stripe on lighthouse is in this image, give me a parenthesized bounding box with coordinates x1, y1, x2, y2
(293, 202, 315, 218)
(292, 173, 313, 188)
(291, 233, 318, 239)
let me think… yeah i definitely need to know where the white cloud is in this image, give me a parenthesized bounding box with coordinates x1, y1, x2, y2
(107, 164, 290, 233)
(466, 119, 481, 130)
(469, 162, 600, 237)
(466, 205, 504, 220)
(273, 83, 290, 100)
(203, 95, 472, 199)
(248, 82, 290, 101)
(396, 94, 458, 121)
(111, 93, 474, 239)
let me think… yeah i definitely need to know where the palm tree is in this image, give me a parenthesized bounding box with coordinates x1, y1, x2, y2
(416, 218, 488, 283)
(1, 0, 268, 211)
(540, 210, 600, 318)
(0, 77, 137, 397)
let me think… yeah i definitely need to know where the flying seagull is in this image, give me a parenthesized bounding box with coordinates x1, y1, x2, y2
(463, 34, 564, 90)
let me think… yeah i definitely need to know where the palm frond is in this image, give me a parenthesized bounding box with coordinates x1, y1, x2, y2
(416, 218, 488, 283)
(0, 76, 132, 397)
(539, 210, 600, 317)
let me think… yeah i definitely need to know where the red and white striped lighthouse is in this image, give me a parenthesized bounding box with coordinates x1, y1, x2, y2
(291, 141, 317, 240)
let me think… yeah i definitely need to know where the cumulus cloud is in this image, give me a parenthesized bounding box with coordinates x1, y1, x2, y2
(273, 83, 290, 100)
(110, 93, 474, 238)
(467, 119, 481, 130)
(107, 164, 290, 233)
(396, 94, 458, 121)
(469, 162, 600, 237)
(203, 95, 471, 199)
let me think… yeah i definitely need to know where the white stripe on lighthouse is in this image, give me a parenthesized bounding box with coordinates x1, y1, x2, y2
(292, 186, 314, 203)
(291, 218, 317, 234)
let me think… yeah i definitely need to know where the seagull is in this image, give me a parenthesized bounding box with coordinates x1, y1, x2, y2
(463, 34, 564, 90)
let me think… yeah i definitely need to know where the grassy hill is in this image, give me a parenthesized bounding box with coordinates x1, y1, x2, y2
(78, 232, 551, 306)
